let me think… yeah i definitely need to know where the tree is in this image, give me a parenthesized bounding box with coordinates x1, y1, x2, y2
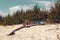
(0, 15, 3, 24)
(48, 2, 60, 23)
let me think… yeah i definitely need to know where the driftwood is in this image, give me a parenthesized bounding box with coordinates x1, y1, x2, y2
(8, 25, 31, 36)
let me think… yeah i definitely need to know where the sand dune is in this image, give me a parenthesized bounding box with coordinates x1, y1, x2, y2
(0, 24, 60, 40)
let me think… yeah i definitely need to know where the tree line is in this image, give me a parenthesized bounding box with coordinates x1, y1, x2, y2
(0, 2, 60, 25)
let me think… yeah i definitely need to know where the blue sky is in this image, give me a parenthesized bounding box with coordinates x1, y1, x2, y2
(0, 0, 57, 16)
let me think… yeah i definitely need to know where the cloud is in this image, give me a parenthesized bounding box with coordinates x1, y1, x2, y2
(9, 4, 34, 15)
(34, 1, 55, 10)
(0, 10, 5, 16)
(9, 6, 20, 15)
(8, 0, 56, 15)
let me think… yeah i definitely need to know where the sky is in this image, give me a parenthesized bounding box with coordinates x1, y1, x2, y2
(0, 0, 57, 16)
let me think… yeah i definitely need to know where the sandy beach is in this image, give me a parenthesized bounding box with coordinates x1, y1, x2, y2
(0, 24, 60, 40)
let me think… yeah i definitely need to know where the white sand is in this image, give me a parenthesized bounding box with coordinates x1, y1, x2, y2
(0, 24, 60, 40)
